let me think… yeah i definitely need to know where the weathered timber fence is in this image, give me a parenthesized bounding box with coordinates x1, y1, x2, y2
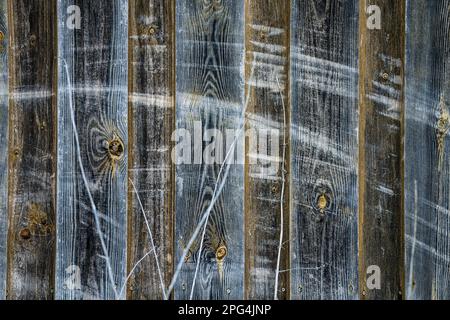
(0, 0, 448, 300)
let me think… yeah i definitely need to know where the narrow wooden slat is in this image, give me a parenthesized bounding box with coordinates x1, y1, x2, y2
(127, 0, 174, 299)
(174, 0, 245, 299)
(6, 0, 56, 300)
(405, 0, 450, 300)
(358, 0, 405, 300)
(290, 0, 360, 299)
(244, 0, 290, 299)
(0, 0, 8, 300)
(55, 0, 128, 300)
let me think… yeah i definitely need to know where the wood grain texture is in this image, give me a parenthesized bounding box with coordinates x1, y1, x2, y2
(174, 0, 245, 299)
(0, 0, 7, 300)
(127, 0, 174, 300)
(244, 0, 290, 300)
(6, 0, 56, 300)
(405, 0, 450, 300)
(358, 0, 405, 300)
(290, 0, 359, 300)
(55, 0, 128, 300)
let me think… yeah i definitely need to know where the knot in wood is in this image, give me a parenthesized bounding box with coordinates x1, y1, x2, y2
(19, 228, 31, 240)
(317, 194, 327, 211)
(436, 97, 449, 169)
(29, 34, 37, 47)
(271, 184, 279, 194)
(216, 245, 227, 261)
(108, 137, 124, 160)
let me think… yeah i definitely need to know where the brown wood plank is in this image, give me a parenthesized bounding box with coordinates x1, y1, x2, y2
(127, 0, 175, 300)
(6, 0, 57, 300)
(0, 0, 8, 300)
(358, 0, 405, 300)
(244, 0, 290, 300)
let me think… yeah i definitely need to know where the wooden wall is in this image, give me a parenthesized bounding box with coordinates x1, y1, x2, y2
(0, 0, 448, 300)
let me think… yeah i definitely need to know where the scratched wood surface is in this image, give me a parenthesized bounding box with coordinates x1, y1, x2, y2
(55, 0, 128, 300)
(127, 0, 174, 300)
(244, 0, 290, 300)
(358, 0, 405, 300)
(6, 0, 56, 300)
(174, 0, 245, 300)
(0, 0, 7, 300)
(1, 0, 450, 301)
(405, 0, 450, 300)
(290, 0, 360, 300)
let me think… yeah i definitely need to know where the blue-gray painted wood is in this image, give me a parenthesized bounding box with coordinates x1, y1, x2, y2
(56, 0, 128, 300)
(405, 0, 450, 300)
(290, 0, 360, 300)
(174, 0, 245, 300)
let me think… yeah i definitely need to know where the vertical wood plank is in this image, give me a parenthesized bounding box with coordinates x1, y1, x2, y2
(174, 0, 245, 299)
(405, 0, 450, 300)
(244, 0, 290, 299)
(0, 0, 7, 300)
(290, 0, 360, 300)
(127, 0, 174, 299)
(55, 0, 128, 300)
(358, 0, 405, 300)
(6, 0, 56, 300)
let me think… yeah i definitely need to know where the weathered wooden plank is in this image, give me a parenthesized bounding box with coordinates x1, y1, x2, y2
(174, 0, 245, 299)
(55, 0, 128, 300)
(6, 0, 56, 300)
(244, 0, 290, 300)
(405, 0, 450, 300)
(127, 0, 174, 300)
(358, 0, 405, 300)
(0, 0, 8, 300)
(290, 0, 359, 300)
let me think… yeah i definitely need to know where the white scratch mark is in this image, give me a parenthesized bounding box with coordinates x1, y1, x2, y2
(11, 90, 53, 101)
(248, 24, 285, 36)
(376, 185, 395, 196)
(274, 76, 287, 300)
(408, 179, 418, 298)
(129, 178, 167, 300)
(129, 93, 172, 108)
